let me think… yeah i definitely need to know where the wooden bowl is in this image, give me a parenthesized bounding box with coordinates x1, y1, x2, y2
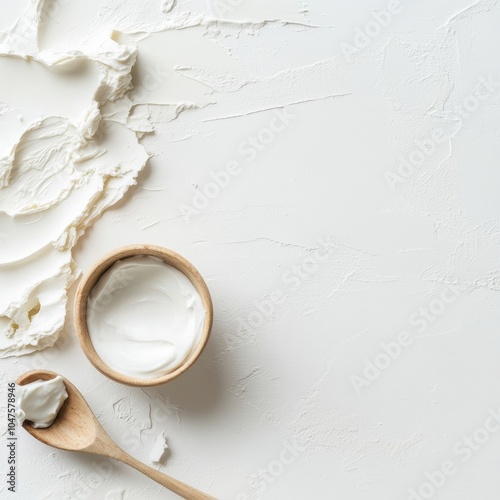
(74, 244, 213, 387)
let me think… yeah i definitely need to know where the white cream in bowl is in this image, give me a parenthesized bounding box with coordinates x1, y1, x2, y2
(86, 255, 206, 380)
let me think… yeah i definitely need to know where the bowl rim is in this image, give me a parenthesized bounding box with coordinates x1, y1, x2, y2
(74, 244, 213, 387)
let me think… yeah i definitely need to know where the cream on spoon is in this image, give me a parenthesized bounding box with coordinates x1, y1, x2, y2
(16, 375, 68, 428)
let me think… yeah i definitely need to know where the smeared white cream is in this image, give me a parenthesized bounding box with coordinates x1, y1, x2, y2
(87, 256, 206, 380)
(0, 1, 148, 357)
(16, 375, 68, 428)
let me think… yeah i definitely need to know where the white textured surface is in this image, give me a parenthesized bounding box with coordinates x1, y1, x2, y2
(1, 0, 500, 499)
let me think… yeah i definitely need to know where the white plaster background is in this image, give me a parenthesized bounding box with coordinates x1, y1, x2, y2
(1, 0, 500, 499)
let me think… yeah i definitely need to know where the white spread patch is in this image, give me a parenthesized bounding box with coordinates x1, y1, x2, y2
(149, 432, 170, 464)
(0, 2, 148, 357)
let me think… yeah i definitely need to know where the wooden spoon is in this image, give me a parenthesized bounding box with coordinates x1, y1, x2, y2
(17, 370, 216, 500)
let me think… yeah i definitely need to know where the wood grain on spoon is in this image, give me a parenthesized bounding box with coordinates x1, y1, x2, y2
(17, 370, 216, 500)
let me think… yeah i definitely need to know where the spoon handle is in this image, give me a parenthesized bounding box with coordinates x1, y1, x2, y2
(113, 448, 216, 500)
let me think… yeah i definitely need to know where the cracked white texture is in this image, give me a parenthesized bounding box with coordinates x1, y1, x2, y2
(1, 0, 500, 499)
